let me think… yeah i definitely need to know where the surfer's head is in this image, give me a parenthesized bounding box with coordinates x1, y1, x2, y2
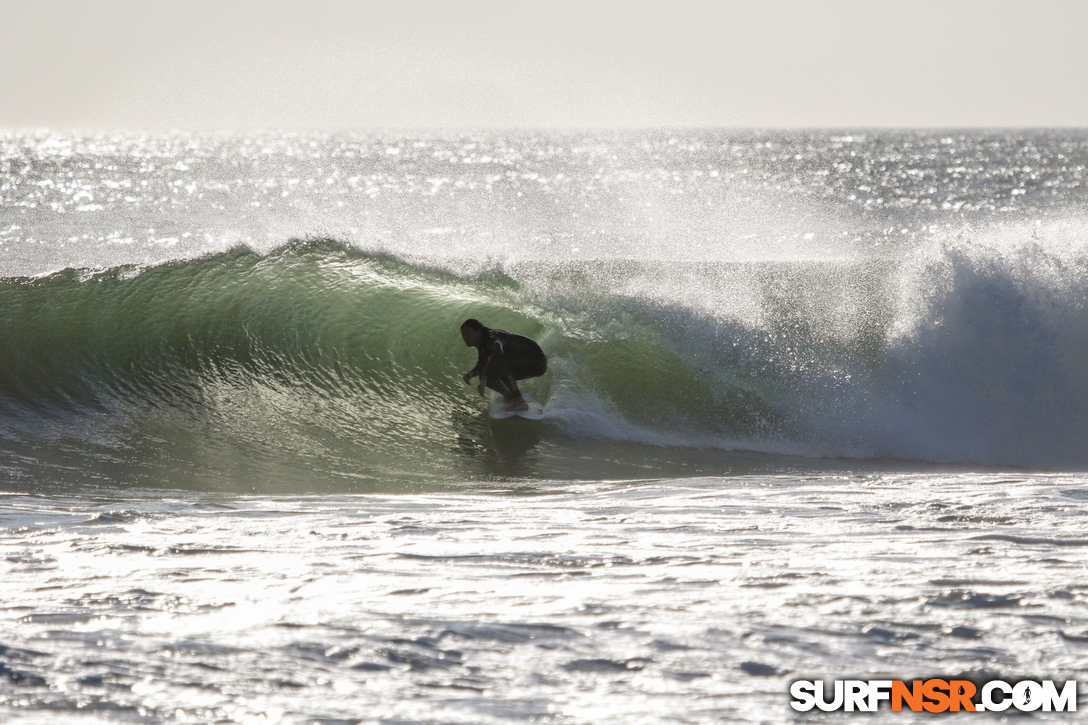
(461, 318, 486, 347)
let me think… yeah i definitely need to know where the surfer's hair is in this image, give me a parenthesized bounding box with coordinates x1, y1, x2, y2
(461, 319, 486, 333)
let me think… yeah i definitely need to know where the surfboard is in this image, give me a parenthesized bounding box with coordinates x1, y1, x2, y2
(489, 393, 544, 420)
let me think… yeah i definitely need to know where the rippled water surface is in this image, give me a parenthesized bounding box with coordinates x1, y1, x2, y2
(2, 473, 1087, 723)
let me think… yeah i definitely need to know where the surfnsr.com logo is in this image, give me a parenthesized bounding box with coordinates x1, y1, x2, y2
(790, 679, 1077, 713)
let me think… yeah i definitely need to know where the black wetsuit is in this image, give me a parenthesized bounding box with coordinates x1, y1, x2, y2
(467, 327, 547, 401)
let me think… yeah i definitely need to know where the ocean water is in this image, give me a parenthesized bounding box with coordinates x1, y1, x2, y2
(1, 129, 1088, 722)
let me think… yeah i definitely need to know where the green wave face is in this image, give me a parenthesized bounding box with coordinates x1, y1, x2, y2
(8, 236, 1088, 487)
(0, 241, 789, 491)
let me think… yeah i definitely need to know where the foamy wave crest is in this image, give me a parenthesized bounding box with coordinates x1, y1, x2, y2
(850, 227, 1088, 467)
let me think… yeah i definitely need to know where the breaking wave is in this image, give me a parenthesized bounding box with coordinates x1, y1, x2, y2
(2, 233, 1088, 489)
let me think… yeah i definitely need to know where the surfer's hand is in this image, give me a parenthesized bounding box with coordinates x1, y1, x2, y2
(477, 377, 487, 396)
(462, 371, 474, 385)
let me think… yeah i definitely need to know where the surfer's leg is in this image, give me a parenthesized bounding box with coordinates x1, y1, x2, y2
(507, 354, 547, 383)
(485, 353, 543, 411)
(483, 356, 519, 399)
(485, 371, 527, 409)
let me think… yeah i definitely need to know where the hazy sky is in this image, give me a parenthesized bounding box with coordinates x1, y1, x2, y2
(3, 0, 1086, 129)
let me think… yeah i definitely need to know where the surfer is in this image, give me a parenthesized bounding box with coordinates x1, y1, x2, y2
(460, 319, 547, 411)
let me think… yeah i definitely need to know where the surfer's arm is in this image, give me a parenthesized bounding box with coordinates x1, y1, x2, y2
(465, 369, 489, 395)
(463, 346, 488, 384)
(473, 349, 497, 395)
